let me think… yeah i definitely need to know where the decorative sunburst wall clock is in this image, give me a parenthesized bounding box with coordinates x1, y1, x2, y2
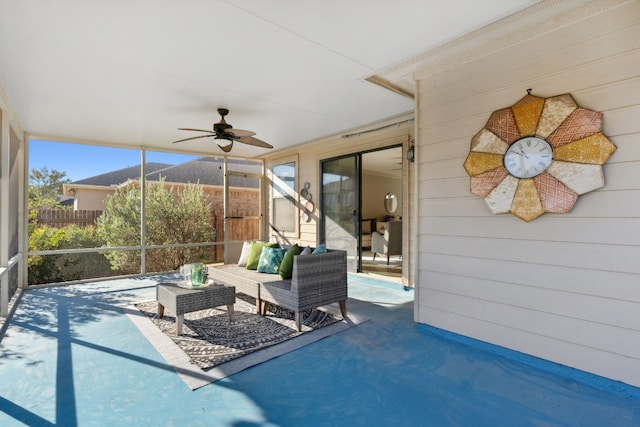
(463, 91, 617, 222)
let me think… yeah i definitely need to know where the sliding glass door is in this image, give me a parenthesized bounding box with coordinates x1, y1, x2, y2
(320, 155, 359, 271)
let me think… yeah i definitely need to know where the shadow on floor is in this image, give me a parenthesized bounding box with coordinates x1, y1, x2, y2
(0, 273, 638, 426)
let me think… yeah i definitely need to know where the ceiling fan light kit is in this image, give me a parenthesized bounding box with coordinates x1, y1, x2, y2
(463, 91, 616, 222)
(173, 108, 273, 153)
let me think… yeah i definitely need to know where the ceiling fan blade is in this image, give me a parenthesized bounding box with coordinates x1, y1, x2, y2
(218, 140, 234, 153)
(172, 134, 216, 144)
(225, 128, 255, 137)
(176, 109, 267, 150)
(177, 128, 216, 133)
(236, 135, 273, 149)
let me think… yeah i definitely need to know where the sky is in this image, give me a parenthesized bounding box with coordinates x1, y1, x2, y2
(29, 140, 198, 182)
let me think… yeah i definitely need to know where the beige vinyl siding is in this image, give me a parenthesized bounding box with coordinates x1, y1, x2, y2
(413, 0, 640, 387)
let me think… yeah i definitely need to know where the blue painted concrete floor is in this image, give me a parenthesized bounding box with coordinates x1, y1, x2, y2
(0, 273, 638, 426)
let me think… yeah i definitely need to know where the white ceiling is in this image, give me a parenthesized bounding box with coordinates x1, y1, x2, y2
(0, 0, 536, 158)
(363, 146, 404, 178)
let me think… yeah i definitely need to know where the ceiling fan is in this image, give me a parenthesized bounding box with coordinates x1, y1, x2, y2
(173, 108, 273, 153)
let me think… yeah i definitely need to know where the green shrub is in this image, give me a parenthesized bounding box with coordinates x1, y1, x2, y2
(28, 224, 112, 285)
(97, 179, 214, 273)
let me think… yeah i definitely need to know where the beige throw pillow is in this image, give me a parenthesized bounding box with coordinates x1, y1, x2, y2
(237, 241, 252, 267)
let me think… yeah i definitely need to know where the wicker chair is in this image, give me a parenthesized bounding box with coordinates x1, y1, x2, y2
(259, 249, 347, 331)
(210, 249, 348, 331)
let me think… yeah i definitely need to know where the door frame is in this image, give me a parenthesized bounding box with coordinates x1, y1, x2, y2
(320, 143, 403, 272)
(319, 153, 361, 271)
(222, 160, 265, 264)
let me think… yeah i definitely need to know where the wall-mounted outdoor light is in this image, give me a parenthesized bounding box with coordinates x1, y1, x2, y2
(406, 140, 415, 163)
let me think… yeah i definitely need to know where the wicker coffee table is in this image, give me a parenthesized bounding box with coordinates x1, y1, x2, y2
(156, 282, 236, 336)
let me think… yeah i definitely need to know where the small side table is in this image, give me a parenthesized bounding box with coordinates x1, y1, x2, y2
(156, 282, 236, 336)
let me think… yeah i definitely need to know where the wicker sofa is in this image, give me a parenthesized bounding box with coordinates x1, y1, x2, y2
(209, 248, 348, 331)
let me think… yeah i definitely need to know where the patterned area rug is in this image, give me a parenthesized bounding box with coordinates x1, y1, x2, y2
(128, 294, 367, 389)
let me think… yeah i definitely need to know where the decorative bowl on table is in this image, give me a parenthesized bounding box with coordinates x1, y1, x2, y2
(177, 279, 213, 290)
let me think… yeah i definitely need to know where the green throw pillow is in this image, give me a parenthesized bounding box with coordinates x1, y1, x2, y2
(278, 244, 300, 279)
(246, 241, 279, 270)
(257, 246, 285, 274)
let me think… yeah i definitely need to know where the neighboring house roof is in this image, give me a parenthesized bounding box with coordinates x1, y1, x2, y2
(144, 157, 261, 189)
(71, 162, 172, 186)
(58, 196, 75, 207)
(69, 157, 260, 189)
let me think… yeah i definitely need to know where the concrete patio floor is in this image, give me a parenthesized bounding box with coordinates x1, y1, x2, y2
(0, 273, 638, 426)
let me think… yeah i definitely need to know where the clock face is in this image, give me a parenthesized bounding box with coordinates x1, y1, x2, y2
(503, 136, 553, 178)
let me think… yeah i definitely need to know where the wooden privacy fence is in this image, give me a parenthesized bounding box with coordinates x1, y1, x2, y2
(211, 214, 260, 260)
(35, 208, 258, 261)
(36, 209, 103, 227)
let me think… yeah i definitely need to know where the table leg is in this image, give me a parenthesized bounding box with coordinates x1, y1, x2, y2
(158, 303, 165, 318)
(176, 314, 184, 336)
(260, 301, 267, 316)
(227, 304, 234, 321)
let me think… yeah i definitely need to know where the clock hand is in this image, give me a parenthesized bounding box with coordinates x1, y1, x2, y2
(518, 148, 529, 160)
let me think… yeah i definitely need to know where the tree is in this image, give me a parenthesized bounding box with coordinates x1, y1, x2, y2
(28, 167, 70, 210)
(27, 166, 113, 285)
(96, 178, 215, 273)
